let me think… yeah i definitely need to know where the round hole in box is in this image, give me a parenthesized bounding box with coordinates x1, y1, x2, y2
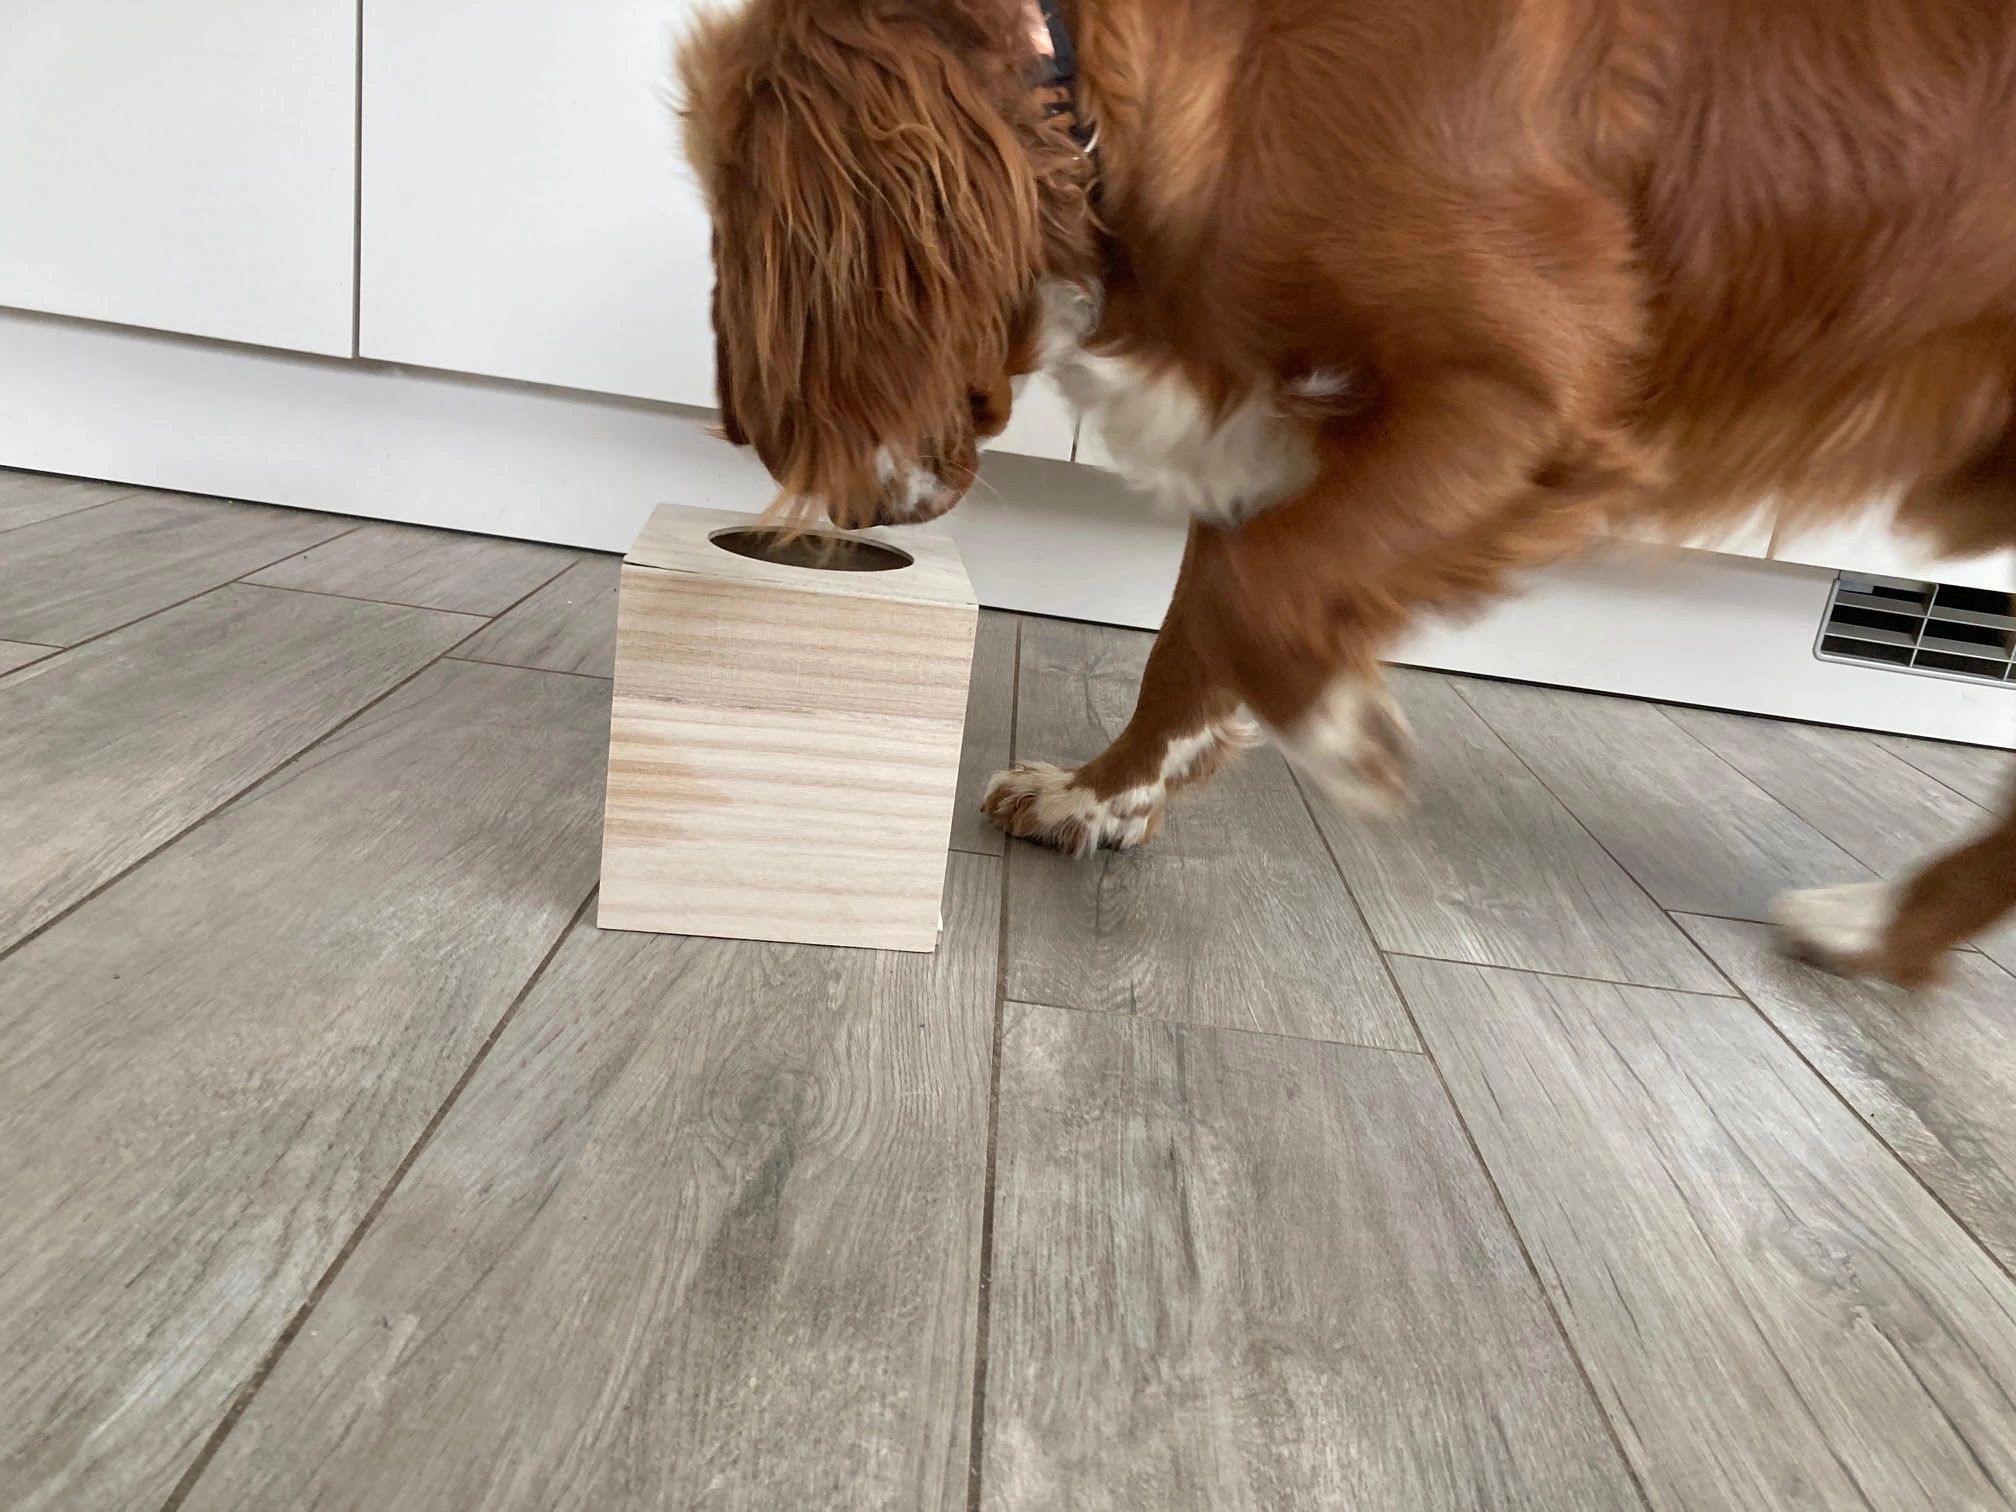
(708, 527, 914, 573)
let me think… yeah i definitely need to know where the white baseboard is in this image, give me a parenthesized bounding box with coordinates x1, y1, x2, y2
(4, 306, 2011, 749)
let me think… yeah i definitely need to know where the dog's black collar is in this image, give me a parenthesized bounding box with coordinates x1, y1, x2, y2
(1030, 0, 1096, 153)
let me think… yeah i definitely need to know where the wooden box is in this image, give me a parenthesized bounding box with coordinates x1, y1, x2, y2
(598, 503, 977, 952)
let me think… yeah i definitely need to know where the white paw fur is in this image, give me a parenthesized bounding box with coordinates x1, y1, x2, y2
(1772, 882, 1899, 967)
(1272, 680, 1415, 817)
(982, 763, 1159, 857)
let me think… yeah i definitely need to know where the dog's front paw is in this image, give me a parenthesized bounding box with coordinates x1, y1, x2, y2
(1275, 680, 1417, 818)
(1771, 882, 1940, 988)
(982, 762, 1162, 858)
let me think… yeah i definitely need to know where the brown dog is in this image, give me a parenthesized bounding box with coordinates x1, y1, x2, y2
(679, 0, 2016, 988)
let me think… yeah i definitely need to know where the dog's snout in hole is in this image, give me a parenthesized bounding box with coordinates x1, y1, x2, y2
(708, 527, 913, 573)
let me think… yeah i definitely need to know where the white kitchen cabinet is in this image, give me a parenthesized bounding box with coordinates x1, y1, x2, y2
(0, 1, 357, 357)
(359, 0, 1079, 462)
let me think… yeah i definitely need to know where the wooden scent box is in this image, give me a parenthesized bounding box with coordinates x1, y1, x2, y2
(598, 504, 977, 952)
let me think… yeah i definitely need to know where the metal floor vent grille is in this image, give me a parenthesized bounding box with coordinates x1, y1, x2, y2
(1818, 572, 2016, 687)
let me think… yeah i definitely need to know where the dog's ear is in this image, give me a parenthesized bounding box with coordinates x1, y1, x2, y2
(708, 240, 748, 448)
(676, 0, 1045, 515)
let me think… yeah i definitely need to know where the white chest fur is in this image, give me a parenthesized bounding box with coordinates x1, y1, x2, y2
(1037, 281, 1320, 525)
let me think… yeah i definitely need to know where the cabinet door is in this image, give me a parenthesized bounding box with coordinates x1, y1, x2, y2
(0, 1, 357, 357)
(360, 0, 1078, 460)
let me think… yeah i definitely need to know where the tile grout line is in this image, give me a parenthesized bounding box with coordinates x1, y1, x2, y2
(445, 653, 613, 683)
(965, 618, 1021, 1512)
(154, 888, 601, 1512)
(1288, 759, 1659, 1512)
(1379, 951, 1744, 1001)
(1443, 675, 1741, 996)
(1876, 742, 2010, 811)
(0, 560, 572, 971)
(1661, 911, 2016, 1290)
(1666, 916, 2016, 1294)
(0, 522, 366, 669)
(1644, 700, 1989, 878)
(239, 576, 555, 621)
(0, 487, 147, 538)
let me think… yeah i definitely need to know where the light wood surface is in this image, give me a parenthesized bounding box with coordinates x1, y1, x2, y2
(451, 552, 621, 676)
(1459, 678, 1871, 918)
(601, 503, 976, 951)
(627, 503, 977, 609)
(0, 584, 479, 952)
(1314, 670, 1727, 992)
(246, 521, 577, 614)
(0, 660, 610, 1512)
(1399, 955, 2016, 1512)
(0, 640, 56, 676)
(951, 609, 1019, 856)
(1005, 618, 1414, 1047)
(1873, 733, 2013, 809)
(1682, 913, 2016, 1273)
(0, 492, 349, 644)
(980, 1003, 1640, 1511)
(0, 468, 135, 532)
(183, 855, 1001, 1512)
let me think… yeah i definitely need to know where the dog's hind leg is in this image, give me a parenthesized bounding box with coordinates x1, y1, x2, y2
(983, 524, 1258, 857)
(1775, 771, 2016, 988)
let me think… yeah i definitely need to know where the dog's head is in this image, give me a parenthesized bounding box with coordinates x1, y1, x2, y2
(679, 0, 1062, 529)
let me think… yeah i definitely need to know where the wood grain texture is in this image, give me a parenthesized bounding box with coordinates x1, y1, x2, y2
(0, 640, 56, 676)
(1873, 733, 2014, 809)
(600, 541, 975, 952)
(183, 854, 1002, 1512)
(1005, 618, 1414, 1047)
(1457, 679, 1871, 919)
(1397, 955, 2016, 1512)
(0, 468, 135, 532)
(1663, 704, 1997, 878)
(451, 552, 620, 676)
(1681, 913, 2016, 1273)
(0, 660, 610, 1512)
(1314, 671, 1726, 992)
(0, 492, 349, 644)
(246, 520, 575, 613)
(950, 609, 1018, 856)
(0, 584, 480, 952)
(980, 1003, 1640, 1512)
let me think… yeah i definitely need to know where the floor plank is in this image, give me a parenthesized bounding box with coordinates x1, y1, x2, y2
(0, 640, 57, 676)
(1873, 733, 2013, 810)
(1664, 706, 2016, 970)
(0, 660, 610, 1512)
(0, 468, 137, 532)
(1663, 706, 1995, 879)
(1397, 955, 2016, 1512)
(1681, 913, 2016, 1274)
(449, 553, 620, 677)
(1314, 671, 1726, 992)
(1457, 679, 1871, 920)
(951, 609, 1019, 856)
(246, 521, 576, 614)
(980, 1003, 1641, 1511)
(0, 493, 350, 645)
(182, 854, 1001, 1512)
(1006, 618, 1413, 1048)
(0, 584, 481, 953)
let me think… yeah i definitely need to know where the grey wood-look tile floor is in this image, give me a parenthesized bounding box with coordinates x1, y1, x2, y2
(2, 466, 2014, 1512)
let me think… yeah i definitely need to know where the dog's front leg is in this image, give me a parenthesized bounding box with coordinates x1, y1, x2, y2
(983, 524, 1258, 857)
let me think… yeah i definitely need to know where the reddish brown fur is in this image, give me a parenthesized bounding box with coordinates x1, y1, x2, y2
(682, 0, 2016, 986)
